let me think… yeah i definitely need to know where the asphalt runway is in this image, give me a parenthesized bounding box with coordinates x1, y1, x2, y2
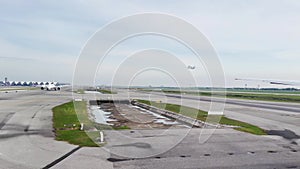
(107, 129, 300, 169)
(0, 89, 299, 169)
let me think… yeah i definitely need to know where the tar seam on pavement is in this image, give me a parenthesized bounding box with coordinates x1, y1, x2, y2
(42, 146, 82, 169)
(0, 112, 15, 130)
(31, 105, 46, 119)
(267, 129, 300, 140)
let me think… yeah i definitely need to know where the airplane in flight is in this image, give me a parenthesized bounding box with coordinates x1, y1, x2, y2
(187, 65, 196, 70)
(235, 78, 300, 86)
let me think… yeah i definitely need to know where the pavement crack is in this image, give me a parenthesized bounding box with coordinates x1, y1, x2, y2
(0, 112, 15, 130)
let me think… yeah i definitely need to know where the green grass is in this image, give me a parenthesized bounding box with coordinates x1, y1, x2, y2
(52, 101, 130, 146)
(55, 130, 100, 147)
(225, 92, 300, 103)
(146, 89, 300, 103)
(226, 88, 300, 94)
(75, 89, 85, 94)
(98, 89, 117, 94)
(136, 100, 266, 135)
(52, 101, 99, 147)
(112, 126, 131, 130)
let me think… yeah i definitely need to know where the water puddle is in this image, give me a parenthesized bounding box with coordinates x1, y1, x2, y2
(131, 105, 181, 125)
(90, 102, 189, 129)
(90, 106, 115, 125)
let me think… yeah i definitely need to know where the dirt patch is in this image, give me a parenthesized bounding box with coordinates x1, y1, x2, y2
(98, 102, 186, 129)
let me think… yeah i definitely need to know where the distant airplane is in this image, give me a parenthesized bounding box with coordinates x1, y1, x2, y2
(235, 78, 300, 86)
(187, 65, 196, 70)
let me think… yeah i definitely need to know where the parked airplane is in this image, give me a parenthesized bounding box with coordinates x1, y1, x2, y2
(0, 80, 69, 91)
(39, 82, 65, 91)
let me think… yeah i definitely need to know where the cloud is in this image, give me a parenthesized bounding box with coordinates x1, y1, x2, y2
(274, 50, 300, 60)
(0, 56, 35, 61)
(1, 0, 300, 86)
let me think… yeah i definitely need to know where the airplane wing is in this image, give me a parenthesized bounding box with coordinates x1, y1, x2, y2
(53, 83, 71, 89)
(235, 78, 300, 86)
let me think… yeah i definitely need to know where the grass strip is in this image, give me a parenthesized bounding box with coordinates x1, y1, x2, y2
(75, 89, 85, 94)
(52, 101, 99, 147)
(136, 99, 266, 135)
(151, 89, 300, 103)
(225, 92, 300, 103)
(98, 89, 117, 94)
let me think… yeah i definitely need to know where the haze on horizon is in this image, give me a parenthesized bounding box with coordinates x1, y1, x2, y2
(1, 0, 300, 88)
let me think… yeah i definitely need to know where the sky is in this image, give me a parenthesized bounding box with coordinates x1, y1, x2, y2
(1, 0, 300, 87)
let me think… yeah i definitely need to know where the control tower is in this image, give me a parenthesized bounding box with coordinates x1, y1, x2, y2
(4, 77, 8, 86)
